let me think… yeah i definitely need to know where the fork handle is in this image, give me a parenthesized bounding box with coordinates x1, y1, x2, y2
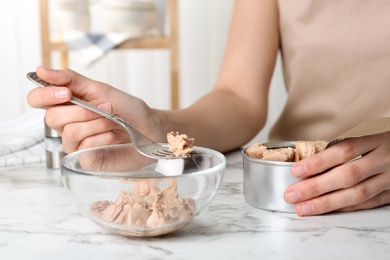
(69, 96, 126, 126)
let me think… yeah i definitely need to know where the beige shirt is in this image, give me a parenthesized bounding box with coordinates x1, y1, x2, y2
(270, 0, 390, 141)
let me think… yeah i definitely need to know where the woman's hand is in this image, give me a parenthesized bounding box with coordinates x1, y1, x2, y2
(284, 132, 390, 216)
(27, 66, 166, 153)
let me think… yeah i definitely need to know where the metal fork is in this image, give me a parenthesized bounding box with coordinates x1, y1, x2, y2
(27, 72, 174, 159)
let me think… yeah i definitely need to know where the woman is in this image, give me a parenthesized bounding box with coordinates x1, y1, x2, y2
(28, 0, 390, 216)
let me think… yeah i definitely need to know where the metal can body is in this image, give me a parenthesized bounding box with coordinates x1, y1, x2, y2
(242, 141, 301, 213)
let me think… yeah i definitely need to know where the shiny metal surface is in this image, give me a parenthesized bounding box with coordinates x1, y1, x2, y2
(44, 120, 65, 169)
(242, 141, 300, 213)
(46, 151, 65, 169)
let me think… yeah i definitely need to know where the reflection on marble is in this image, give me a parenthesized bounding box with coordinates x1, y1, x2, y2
(0, 150, 389, 259)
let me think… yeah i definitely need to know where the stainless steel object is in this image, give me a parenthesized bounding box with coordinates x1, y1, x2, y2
(242, 141, 299, 213)
(27, 72, 177, 160)
(44, 119, 66, 169)
(242, 118, 390, 213)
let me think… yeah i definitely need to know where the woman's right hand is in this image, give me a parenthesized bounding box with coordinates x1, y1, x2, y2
(27, 66, 166, 153)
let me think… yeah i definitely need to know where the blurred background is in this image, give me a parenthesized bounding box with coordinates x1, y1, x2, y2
(1, 0, 286, 142)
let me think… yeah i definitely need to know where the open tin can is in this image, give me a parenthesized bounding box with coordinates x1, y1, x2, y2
(242, 141, 301, 213)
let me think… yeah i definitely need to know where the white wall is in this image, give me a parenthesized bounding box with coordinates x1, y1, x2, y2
(1, 0, 286, 142)
(1, 1, 42, 119)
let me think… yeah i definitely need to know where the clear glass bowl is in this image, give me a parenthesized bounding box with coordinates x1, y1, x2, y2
(61, 143, 226, 237)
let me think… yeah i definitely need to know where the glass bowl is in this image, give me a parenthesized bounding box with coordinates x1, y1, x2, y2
(61, 143, 226, 237)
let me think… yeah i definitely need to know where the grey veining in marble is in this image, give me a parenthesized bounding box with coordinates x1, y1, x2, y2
(0, 150, 389, 260)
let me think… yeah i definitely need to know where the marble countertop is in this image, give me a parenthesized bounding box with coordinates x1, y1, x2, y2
(1, 150, 389, 260)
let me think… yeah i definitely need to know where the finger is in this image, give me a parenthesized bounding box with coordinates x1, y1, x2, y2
(61, 118, 126, 153)
(45, 102, 114, 135)
(293, 172, 390, 216)
(45, 103, 112, 132)
(285, 147, 385, 204)
(291, 134, 382, 178)
(77, 131, 125, 152)
(27, 86, 72, 109)
(36, 66, 100, 98)
(337, 190, 390, 212)
(37, 66, 80, 87)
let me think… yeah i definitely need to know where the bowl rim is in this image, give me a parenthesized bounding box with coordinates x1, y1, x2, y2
(61, 143, 226, 178)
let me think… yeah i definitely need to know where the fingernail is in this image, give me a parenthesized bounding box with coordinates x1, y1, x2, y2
(292, 164, 307, 177)
(297, 203, 313, 216)
(54, 89, 68, 100)
(285, 190, 301, 204)
(97, 103, 112, 113)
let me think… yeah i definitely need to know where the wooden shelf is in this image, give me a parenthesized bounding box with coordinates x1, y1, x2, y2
(49, 37, 172, 50)
(39, 0, 180, 109)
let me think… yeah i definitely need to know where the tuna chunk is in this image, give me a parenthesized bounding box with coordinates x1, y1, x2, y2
(295, 140, 328, 160)
(167, 131, 195, 157)
(246, 142, 267, 159)
(262, 147, 297, 162)
(246, 140, 328, 162)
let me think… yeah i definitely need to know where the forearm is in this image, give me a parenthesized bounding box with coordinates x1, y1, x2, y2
(157, 88, 267, 152)
(154, 0, 278, 152)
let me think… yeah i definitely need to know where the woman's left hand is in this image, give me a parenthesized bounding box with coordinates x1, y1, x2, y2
(284, 132, 390, 216)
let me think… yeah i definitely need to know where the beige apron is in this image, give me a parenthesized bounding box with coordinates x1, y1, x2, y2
(270, 0, 390, 141)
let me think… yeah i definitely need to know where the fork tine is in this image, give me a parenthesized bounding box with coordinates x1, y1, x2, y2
(153, 149, 199, 159)
(153, 150, 173, 156)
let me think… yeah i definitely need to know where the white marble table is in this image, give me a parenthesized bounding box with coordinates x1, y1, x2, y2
(1, 150, 389, 260)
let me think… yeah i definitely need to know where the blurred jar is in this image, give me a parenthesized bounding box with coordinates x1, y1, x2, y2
(102, 0, 157, 34)
(54, 0, 90, 35)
